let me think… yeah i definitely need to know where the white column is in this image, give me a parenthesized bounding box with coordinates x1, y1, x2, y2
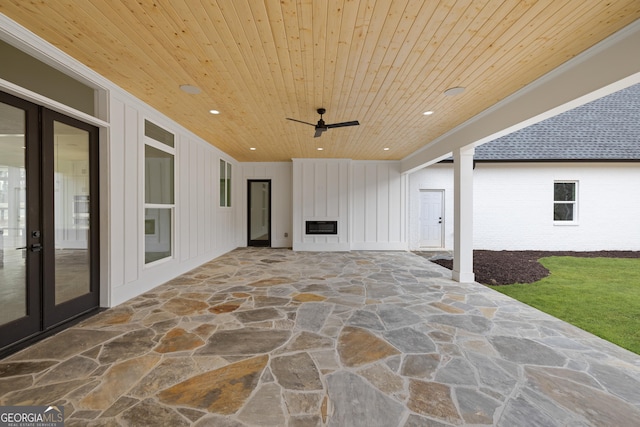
(452, 146, 475, 283)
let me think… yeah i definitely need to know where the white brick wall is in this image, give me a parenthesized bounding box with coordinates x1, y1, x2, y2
(409, 162, 640, 251)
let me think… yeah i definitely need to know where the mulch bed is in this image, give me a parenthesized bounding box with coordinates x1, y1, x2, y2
(427, 250, 640, 286)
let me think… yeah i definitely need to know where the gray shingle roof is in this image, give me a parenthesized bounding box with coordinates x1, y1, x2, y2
(473, 83, 640, 161)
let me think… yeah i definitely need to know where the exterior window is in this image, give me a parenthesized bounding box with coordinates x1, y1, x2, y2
(554, 181, 577, 223)
(220, 159, 232, 207)
(145, 119, 174, 148)
(144, 120, 175, 264)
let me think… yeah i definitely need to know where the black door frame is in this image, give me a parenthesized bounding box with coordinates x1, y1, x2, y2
(41, 108, 100, 328)
(0, 91, 42, 350)
(247, 179, 271, 247)
(0, 91, 100, 354)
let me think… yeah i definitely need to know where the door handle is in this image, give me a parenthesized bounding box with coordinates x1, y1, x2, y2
(16, 244, 42, 252)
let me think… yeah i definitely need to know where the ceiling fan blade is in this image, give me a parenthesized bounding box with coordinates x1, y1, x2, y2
(326, 120, 360, 129)
(286, 118, 316, 126)
(314, 127, 326, 138)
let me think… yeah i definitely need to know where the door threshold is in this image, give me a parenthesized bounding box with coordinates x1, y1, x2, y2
(0, 307, 104, 360)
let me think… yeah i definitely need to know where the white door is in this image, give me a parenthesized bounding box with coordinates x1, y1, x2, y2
(419, 190, 444, 247)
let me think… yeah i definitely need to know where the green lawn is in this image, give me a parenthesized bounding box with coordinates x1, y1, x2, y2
(489, 256, 640, 355)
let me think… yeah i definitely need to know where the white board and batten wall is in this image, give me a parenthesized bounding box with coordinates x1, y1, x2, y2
(109, 94, 243, 306)
(350, 161, 406, 250)
(292, 159, 406, 251)
(409, 162, 640, 251)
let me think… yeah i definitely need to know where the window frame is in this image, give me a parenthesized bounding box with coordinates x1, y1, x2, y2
(143, 119, 176, 266)
(553, 180, 578, 225)
(219, 158, 232, 208)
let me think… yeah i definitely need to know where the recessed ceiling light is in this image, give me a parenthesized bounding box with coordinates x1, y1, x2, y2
(444, 86, 465, 96)
(179, 84, 201, 94)
(383, 147, 390, 151)
(317, 147, 323, 151)
(209, 109, 220, 115)
(423, 111, 434, 116)
(250, 147, 256, 151)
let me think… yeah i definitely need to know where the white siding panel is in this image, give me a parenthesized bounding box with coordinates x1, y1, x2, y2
(326, 162, 340, 219)
(350, 161, 405, 250)
(188, 143, 198, 258)
(204, 152, 212, 254)
(351, 164, 366, 243)
(315, 162, 328, 218)
(302, 162, 315, 220)
(338, 161, 350, 246)
(364, 164, 377, 242)
(377, 164, 390, 241)
(123, 103, 139, 284)
(389, 167, 403, 242)
(178, 135, 190, 262)
(108, 98, 126, 287)
(197, 144, 205, 255)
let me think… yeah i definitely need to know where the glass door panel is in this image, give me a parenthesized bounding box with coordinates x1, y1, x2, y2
(53, 121, 91, 304)
(0, 92, 41, 352)
(248, 180, 271, 247)
(41, 109, 99, 330)
(0, 102, 27, 324)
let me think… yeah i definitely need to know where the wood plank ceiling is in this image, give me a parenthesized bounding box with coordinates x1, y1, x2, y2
(1, 1, 638, 162)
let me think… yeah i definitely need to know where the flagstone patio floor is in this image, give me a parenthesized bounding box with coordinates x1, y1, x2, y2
(1, 248, 640, 426)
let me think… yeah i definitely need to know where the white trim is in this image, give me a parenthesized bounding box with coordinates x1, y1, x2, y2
(144, 136, 176, 155)
(350, 242, 407, 251)
(293, 242, 351, 252)
(0, 77, 109, 129)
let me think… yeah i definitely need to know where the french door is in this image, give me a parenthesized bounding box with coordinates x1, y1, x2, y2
(0, 91, 100, 352)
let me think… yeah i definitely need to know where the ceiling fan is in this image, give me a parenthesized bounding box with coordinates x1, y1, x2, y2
(286, 108, 359, 138)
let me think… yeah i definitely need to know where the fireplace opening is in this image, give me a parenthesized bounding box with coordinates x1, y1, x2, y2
(305, 220, 338, 235)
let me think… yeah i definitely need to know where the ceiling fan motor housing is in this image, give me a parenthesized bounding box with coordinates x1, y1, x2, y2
(286, 108, 358, 137)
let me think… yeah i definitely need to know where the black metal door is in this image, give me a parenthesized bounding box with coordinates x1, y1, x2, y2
(0, 91, 100, 354)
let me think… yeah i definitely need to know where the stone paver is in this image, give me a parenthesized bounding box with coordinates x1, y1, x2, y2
(1, 248, 640, 426)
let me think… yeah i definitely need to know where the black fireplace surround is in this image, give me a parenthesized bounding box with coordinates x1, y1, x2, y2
(305, 220, 338, 235)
